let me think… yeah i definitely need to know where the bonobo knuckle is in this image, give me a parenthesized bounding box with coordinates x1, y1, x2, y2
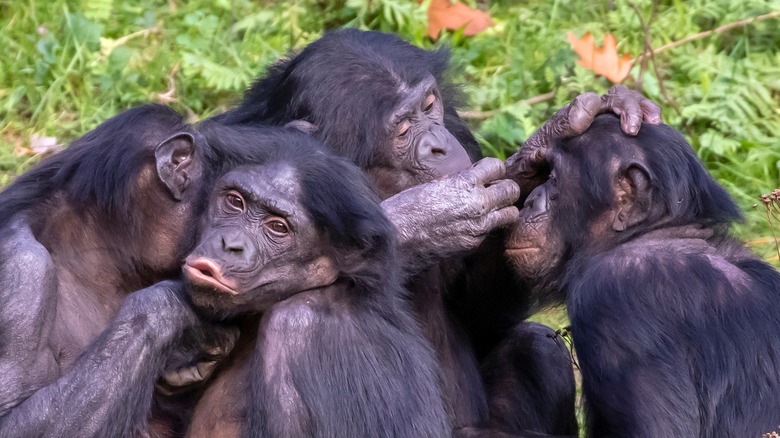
(478, 157, 505, 176)
(152, 279, 184, 294)
(573, 92, 599, 108)
(0, 227, 55, 285)
(2, 241, 53, 282)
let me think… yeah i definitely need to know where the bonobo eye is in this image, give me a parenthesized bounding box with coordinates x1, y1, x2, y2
(265, 218, 290, 237)
(398, 120, 411, 138)
(423, 94, 436, 113)
(226, 191, 245, 212)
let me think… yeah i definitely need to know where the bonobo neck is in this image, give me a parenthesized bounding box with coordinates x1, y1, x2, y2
(584, 223, 717, 256)
(630, 224, 716, 242)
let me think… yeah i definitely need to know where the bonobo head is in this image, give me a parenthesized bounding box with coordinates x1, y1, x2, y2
(181, 122, 395, 319)
(505, 115, 742, 287)
(0, 105, 218, 277)
(217, 29, 477, 199)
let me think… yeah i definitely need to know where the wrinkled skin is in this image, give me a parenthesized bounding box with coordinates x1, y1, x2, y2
(382, 158, 520, 272)
(388, 86, 661, 269)
(183, 162, 342, 317)
(506, 86, 662, 203)
(370, 75, 473, 197)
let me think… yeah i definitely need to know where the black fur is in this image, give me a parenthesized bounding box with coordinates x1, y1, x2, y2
(215, 28, 482, 164)
(0, 105, 188, 228)
(0, 105, 318, 437)
(542, 116, 780, 436)
(182, 122, 449, 437)
(213, 30, 577, 435)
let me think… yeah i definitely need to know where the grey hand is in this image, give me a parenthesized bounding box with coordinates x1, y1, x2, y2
(156, 322, 239, 395)
(506, 86, 662, 198)
(121, 282, 238, 394)
(382, 158, 520, 273)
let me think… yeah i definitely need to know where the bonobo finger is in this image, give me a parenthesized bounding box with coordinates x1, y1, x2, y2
(466, 157, 506, 186)
(567, 92, 601, 134)
(485, 206, 520, 231)
(483, 179, 521, 210)
(603, 86, 642, 136)
(639, 98, 662, 124)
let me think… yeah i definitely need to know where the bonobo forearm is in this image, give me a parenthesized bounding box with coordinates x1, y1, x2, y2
(0, 281, 195, 438)
(381, 158, 520, 274)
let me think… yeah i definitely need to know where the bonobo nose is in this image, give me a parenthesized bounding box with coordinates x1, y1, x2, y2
(417, 126, 472, 176)
(522, 185, 548, 215)
(218, 229, 256, 264)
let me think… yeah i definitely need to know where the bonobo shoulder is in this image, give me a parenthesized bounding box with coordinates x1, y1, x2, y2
(264, 290, 342, 334)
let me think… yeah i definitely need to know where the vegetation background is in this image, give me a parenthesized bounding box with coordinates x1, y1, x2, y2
(1, 0, 779, 432)
(2, 0, 779, 255)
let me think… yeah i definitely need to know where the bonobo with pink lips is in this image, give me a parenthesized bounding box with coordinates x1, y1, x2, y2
(180, 121, 450, 438)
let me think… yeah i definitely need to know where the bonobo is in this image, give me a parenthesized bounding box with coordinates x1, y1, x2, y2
(0, 105, 255, 436)
(217, 28, 661, 435)
(506, 115, 780, 437)
(180, 122, 449, 437)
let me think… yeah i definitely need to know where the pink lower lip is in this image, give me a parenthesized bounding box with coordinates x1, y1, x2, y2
(183, 260, 239, 296)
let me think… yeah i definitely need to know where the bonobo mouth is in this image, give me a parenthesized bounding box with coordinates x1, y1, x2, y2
(504, 246, 540, 256)
(183, 258, 240, 296)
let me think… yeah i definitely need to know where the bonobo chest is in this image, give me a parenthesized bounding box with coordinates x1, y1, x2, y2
(51, 269, 124, 372)
(187, 329, 254, 438)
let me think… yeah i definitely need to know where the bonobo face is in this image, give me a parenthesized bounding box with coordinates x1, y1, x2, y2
(505, 135, 656, 283)
(370, 76, 472, 197)
(182, 163, 339, 319)
(504, 159, 567, 281)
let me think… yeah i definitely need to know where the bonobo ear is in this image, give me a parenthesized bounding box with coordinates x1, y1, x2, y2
(612, 163, 652, 232)
(155, 132, 202, 201)
(285, 120, 318, 136)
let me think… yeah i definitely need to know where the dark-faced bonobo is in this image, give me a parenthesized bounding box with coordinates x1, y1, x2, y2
(216, 29, 661, 435)
(506, 115, 780, 437)
(177, 122, 449, 437)
(0, 105, 266, 436)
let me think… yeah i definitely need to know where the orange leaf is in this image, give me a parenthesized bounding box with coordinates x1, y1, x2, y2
(567, 32, 633, 84)
(427, 0, 493, 40)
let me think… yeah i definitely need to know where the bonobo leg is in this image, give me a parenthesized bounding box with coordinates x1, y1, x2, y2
(245, 289, 450, 437)
(0, 223, 216, 437)
(480, 322, 577, 435)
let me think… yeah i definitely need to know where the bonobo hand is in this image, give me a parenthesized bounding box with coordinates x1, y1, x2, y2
(156, 322, 239, 395)
(119, 281, 238, 395)
(506, 86, 662, 199)
(382, 157, 520, 273)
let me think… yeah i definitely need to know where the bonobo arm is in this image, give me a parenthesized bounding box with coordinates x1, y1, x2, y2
(381, 157, 520, 274)
(245, 290, 451, 437)
(0, 226, 213, 437)
(506, 86, 662, 200)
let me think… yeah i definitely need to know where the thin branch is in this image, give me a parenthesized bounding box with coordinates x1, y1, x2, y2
(634, 10, 780, 65)
(460, 10, 780, 122)
(458, 91, 555, 120)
